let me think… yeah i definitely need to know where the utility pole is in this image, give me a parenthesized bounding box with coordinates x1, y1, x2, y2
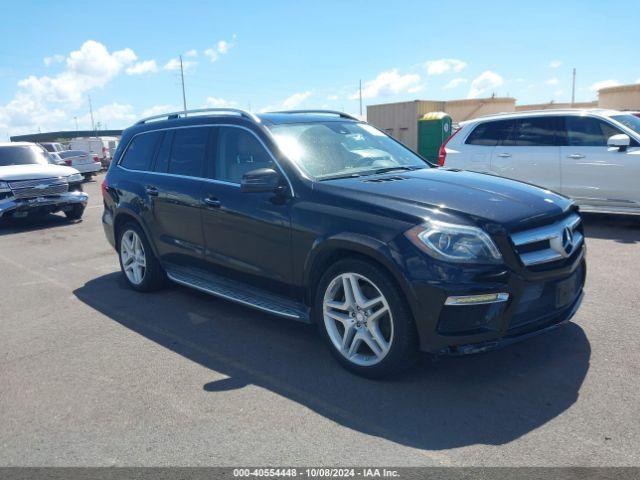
(74, 116, 78, 136)
(359, 79, 363, 118)
(179, 55, 187, 113)
(88, 95, 95, 132)
(571, 68, 576, 106)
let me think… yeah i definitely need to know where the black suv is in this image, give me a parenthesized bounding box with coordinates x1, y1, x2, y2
(102, 108, 586, 377)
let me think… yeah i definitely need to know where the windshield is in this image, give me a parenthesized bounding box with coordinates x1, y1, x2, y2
(0, 146, 51, 167)
(611, 114, 640, 135)
(268, 121, 429, 179)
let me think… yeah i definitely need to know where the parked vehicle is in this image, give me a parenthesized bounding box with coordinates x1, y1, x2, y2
(69, 137, 111, 168)
(40, 142, 66, 153)
(102, 108, 585, 377)
(441, 109, 640, 215)
(57, 150, 102, 179)
(0, 142, 88, 221)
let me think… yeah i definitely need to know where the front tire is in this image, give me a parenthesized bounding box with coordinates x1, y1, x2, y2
(315, 258, 418, 378)
(65, 204, 85, 221)
(118, 222, 165, 292)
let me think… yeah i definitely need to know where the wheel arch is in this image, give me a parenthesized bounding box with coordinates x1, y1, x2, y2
(303, 234, 418, 316)
(113, 208, 159, 257)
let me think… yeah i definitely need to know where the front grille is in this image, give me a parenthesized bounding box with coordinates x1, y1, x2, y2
(8, 177, 68, 199)
(510, 213, 583, 268)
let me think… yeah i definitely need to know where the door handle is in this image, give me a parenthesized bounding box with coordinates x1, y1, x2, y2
(144, 185, 159, 196)
(567, 154, 585, 159)
(496, 153, 512, 158)
(204, 196, 221, 208)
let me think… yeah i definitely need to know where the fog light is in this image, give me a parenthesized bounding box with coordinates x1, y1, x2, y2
(445, 292, 509, 306)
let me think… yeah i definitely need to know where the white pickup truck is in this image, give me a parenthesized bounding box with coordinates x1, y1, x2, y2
(0, 142, 88, 221)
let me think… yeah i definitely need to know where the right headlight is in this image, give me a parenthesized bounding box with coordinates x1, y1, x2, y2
(405, 220, 503, 264)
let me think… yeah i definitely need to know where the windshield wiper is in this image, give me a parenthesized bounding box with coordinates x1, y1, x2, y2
(319, 173, 363, 181)
(372, 166, 423, 175)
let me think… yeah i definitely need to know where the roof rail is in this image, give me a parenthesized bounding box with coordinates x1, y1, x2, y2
(268, 110, 360, 121)
(135, 107, 261, 125)
(474, 107, 606, 120)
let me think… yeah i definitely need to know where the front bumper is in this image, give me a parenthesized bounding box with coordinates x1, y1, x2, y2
(405, 243, 586, 354)
(74, 163, 102, 174)
(0, 191, 88, 218)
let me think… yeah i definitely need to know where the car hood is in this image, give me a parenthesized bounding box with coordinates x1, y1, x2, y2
(320, 168, 574, 229)
(0, 164, 79, 181)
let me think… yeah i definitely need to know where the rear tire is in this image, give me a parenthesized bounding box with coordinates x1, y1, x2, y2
(65, 204, 85, 221)
(118, 222, 166, 292)
(314, 258, 419, 378)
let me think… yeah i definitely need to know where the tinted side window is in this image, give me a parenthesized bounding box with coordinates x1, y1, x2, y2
(153, 131, 172, 173)
(565, 116, 623, 147)
(466, 120, 515, 146)
(168, 127, 209, 177)
(215, 127, 274, 183)
(503, 117, 560, 146)
(121, 132, 162, 171)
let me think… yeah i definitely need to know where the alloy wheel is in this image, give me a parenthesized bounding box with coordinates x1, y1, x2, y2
(323, 272, 394, 366)
(120, 230, 146, 285)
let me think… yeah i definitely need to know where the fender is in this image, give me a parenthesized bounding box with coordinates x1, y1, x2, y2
(113, 204, 161, 259)
(303, 232, 419, 314)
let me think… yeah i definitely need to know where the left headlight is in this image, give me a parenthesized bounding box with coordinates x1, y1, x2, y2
(406, 220, 503, 264)
(67, 173, 83, 183)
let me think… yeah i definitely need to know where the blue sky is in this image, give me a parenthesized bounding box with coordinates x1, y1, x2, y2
(1, 0, 638, 138)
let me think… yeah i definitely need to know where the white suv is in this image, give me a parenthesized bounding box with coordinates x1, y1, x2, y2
(442, 109, 640, 215)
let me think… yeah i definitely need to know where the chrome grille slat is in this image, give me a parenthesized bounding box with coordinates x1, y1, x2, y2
(511, 213, 583, 267)
(8, 177, 69, 199)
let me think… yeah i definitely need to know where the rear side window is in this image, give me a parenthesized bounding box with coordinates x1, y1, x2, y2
(121, 132, 162, 171)
(565, 116, 623, 147)
(503, 117, 561, 146)
(466, 120, 515, 146)
(167, 127, 209, 177)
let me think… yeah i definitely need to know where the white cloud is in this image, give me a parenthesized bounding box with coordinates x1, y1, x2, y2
(126, 60, 158, 75)
(204, 97, 237, 108)
(443, 77, 468, 89)
(0, 40, 146, 135)
(185, 49, 198, 57)
(467, 70, 504, 99)
(554, 90, 564, 97)
(282, 91, 312, 109)
(589, 79, 620, 91)
(141, 104, 181, 118)
(549, 60, 562, 69)
(327, 94, 339, 100)
(408, 84, 425, 94)
(350, 69, 422, 100)
(44, 54, 64, 66)
(545, 77, 559, 86)
(164, 57, 196, 71)
(78, 102, 136, 128)
(425, 58, 467, 75)
(204, 36, 236, 62)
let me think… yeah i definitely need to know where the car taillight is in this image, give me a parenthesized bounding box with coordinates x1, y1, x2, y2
(93, 155, 100, 163)
(101, 178, 108, 198)
(437, 128, 462, 166)
(65, 159, 72, 166)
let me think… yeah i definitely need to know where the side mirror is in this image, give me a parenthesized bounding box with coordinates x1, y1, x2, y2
(241, 168, 282, 193)
(608, 134, 630, 152)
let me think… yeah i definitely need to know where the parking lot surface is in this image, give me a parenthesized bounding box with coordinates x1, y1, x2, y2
(1, 173, 639, 466)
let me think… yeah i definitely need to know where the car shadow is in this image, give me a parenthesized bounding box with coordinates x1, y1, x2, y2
(581, 213, 640, 244)
(74, 273, 590, 451)
(0, 213, 79, 236)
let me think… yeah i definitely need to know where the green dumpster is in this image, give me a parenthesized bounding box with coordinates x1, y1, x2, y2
(417, 112, 452, 163)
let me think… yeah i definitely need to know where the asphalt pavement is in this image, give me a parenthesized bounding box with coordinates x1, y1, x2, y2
(1, 173, 639, 466)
